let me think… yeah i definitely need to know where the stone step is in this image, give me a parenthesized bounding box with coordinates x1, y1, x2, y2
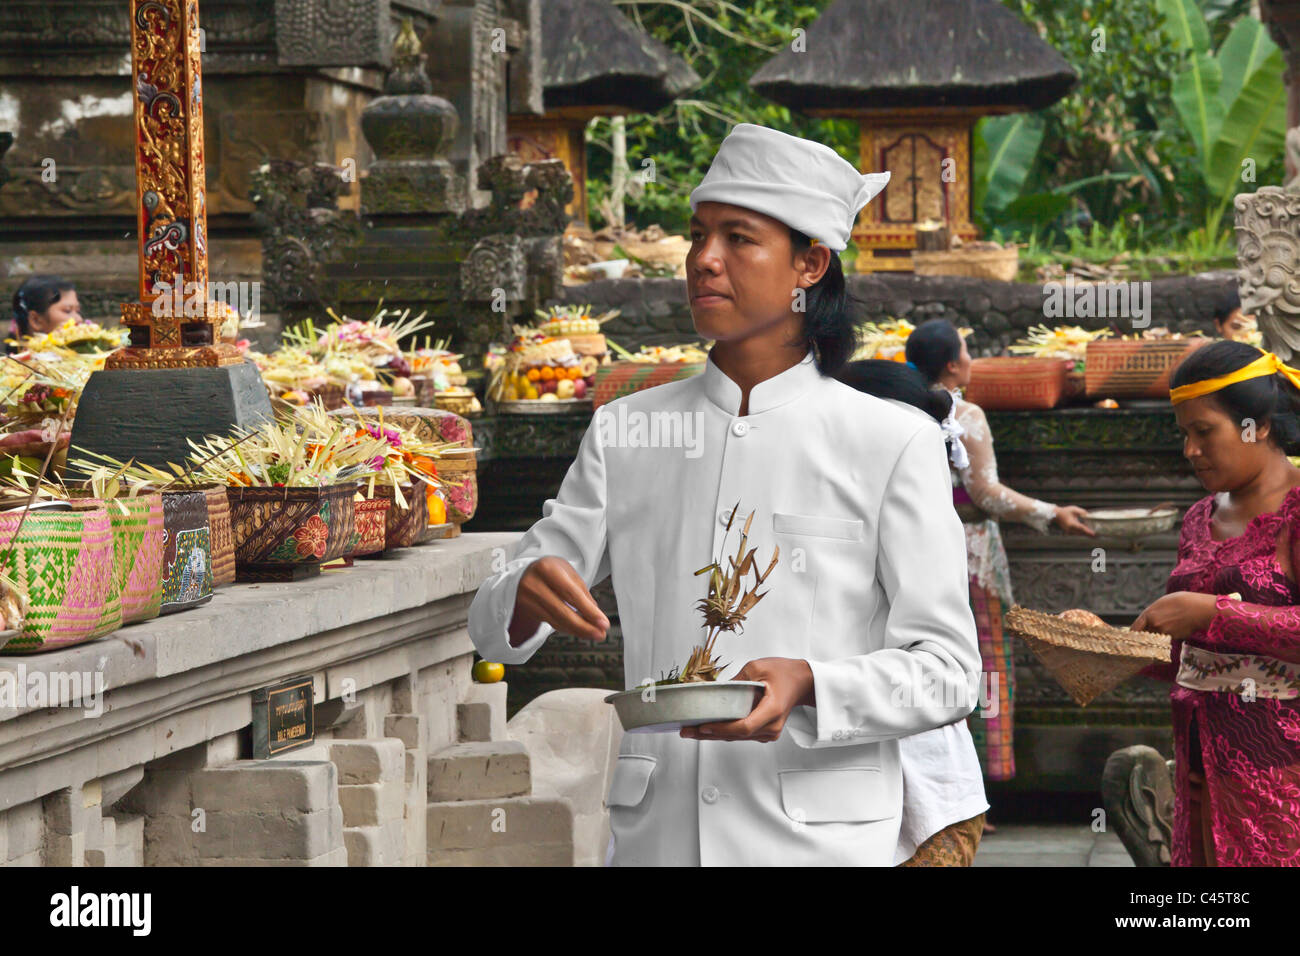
(427, 739, 530, 802)
(457, 681, 507, 743)
(426, 795, 574, 867)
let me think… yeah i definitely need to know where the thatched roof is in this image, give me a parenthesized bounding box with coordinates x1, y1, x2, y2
(540, 0, 701, 113)
(750, 0, 1077, 112)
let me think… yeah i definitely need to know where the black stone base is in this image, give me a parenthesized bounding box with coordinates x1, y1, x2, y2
(68, 360, 273, 473)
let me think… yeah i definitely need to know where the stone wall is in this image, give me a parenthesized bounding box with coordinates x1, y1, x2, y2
(556, 272, 1239, 355)
(0, 536, 543, 867)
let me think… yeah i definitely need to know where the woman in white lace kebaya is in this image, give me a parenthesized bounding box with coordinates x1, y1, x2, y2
(905, 320, 1094, 821)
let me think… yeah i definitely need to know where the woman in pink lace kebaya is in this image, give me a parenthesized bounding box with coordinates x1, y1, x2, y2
(1134, 340, 1300, 866)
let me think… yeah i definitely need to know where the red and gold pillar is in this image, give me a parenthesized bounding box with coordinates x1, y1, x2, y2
(110, 0, 239, 368)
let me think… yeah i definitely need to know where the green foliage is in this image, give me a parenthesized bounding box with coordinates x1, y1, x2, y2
(587, 0, 855, 233)
(987, 0, 1286, 255)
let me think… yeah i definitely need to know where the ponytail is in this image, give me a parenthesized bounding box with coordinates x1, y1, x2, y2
(789, 229, 859, 377)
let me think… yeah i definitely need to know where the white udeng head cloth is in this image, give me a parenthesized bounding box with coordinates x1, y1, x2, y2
(689, 123, 890, 253)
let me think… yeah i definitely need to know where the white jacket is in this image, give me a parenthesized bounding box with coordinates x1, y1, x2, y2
(468, 348, 981, 865)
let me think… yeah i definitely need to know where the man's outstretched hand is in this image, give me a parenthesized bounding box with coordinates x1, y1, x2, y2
(508, 555, 609, 647)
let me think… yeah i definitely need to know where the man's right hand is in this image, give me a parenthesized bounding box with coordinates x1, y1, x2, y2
(507, 556, 610, 647)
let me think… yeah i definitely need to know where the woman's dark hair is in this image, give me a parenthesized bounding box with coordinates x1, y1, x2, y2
(904, 318, 964, 384)
(789, 228, 859, 377)
(836, 359, 952, 423)
(11, 275, 75, 337)
(1212, 288, 1241, 326)
(1171, 339, 1300, 452)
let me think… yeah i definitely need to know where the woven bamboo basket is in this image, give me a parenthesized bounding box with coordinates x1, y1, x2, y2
(1084, 337, 1211, 399)
(348, 497, 390, 557)
(592, 361, 705, 409)
(911, 247, 1020, 282)
(0, 502, 117, 653)
(1005, 606, 1171, 707)
(68, 491, 165, 625)
(227, 484, 357, 581)
(374, 483, 435, 549)
(159, 489, 213, 614)
(198, 484, 236, 587)
(436, 450, 477, 526)
(963, 357, 1071, 411)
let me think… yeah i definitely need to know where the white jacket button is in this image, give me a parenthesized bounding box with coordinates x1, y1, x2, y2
(701, 786, 719, 804)
(731, 420, 749, 437)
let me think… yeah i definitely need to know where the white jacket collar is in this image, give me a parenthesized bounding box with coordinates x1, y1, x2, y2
(701, 346, 820, 416)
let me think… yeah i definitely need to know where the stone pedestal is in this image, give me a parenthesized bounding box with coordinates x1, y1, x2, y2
(68, 361, 273, 471)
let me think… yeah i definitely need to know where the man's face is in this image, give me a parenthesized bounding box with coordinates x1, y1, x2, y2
(1217, 308, 1257, 342)
(685, 201, 827, 344)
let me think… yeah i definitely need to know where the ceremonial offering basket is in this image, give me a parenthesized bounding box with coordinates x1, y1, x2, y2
(348, 497, 390, 558)
(433, 391, 478, 416)
(592, 361, 704, 410)
(227, 484, 358, 582)
(328, 406, 478, 530)
(307, 383, 346, 410)
(70, 491, 165, 625)
(605, 681, 766, 734)
(963, 357, 1071, 411)
(159, 490, 213, 615)
(328, 405, 474, 447)
(0, 502, 117, 653)
(1005, 606, 1171, 707)
(1084, 338, 1211, 399)
(199, 484, 237, 587)
(373, 483, 434, 549)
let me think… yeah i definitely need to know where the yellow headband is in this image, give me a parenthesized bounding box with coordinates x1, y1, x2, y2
(1169, 350, 1300, 405)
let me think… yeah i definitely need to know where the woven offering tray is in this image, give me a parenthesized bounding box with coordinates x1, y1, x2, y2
(1005, 606, 1171, 707)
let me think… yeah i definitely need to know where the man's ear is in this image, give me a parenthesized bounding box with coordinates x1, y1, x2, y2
(795, 243, 832, 288)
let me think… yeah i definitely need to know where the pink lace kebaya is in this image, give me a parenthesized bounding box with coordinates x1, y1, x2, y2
(1147, 486, 1300, 866)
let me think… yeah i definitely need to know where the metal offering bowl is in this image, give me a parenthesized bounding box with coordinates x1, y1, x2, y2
(605, 680, 766, 734)
(1084, 506, 1178, 539)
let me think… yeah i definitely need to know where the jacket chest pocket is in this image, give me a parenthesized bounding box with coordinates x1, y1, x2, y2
(778, 767, 897, 823)
(771, 512, 867, 645)
(606, 754, 657, 809)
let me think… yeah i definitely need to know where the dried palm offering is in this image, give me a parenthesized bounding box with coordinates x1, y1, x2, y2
(656, 502, 779, 686)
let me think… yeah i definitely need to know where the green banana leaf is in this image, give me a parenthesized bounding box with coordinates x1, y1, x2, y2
(1158, 0, 1210, 52)
(973, 113, 1045, 217)
(1205, 46, 1287, 230)
(1216, 15, 1275, 109)
(1171, 53, 1224, 163)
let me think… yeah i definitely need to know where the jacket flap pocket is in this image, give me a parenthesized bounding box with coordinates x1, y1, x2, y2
(778, 767, 895, 823)
(772, 512, 864, 541)
(606, 754, 657, 808)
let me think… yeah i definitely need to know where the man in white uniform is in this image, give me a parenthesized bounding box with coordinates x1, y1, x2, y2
(468, 124, 981, 865)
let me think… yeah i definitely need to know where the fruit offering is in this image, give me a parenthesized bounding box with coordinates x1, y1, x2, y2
(487, 328, 602, 404)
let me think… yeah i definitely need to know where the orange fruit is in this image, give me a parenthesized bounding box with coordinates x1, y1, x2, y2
(540, 366, 555, 380)
(526, 367, 540, 382)
(473, 660, 504, 683)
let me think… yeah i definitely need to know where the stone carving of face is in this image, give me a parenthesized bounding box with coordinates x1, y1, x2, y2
(1235, 186, 1300, 318)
